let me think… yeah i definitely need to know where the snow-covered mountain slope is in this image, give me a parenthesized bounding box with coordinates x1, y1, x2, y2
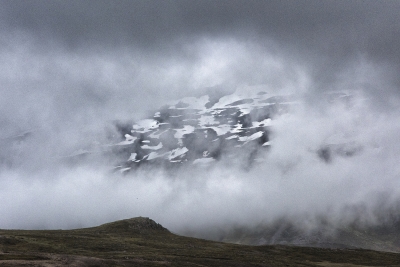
(0, 88, 358, 172)
(111, 88, 298, 172)
(111, 88, 360, 173)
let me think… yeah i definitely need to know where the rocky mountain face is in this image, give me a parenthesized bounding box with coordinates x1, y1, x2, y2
(111, 88, 358, 173)
(112, 88, 285, 172)
(0, 87, 359, 172)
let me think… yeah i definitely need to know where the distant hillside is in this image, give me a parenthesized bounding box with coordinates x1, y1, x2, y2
(216, 220, 400, 253)
(1, 217, 400, 266)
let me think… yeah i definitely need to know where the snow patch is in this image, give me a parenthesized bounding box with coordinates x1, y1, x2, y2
(132, 119, 159, 133)
(262, 141, 271, 146)
(199, 115, 219, 127)
(174, 125, 195, 139)
(231, 124, 243, 133)
(141, 142, 163, 150)
(116, 134, 137, 145)
(207, 125, 231, 136)
(226, 135, 239, 140)
(239, 131, 263, 142)
(119, 167, 131, 173)
(193, 158, 215, 164)
(252, 118, 272, 127)
(128, 153, 139, 162)
(168, 147, 189, 160)
(147, 152, 163, 160)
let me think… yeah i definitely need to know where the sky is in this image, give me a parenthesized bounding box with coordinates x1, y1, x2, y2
(1, 1, 400, 237)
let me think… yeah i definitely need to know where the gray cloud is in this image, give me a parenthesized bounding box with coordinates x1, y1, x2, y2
(2, 1, 400, 96)
(1, 97, 400, 237)
(1, 0, 400, 239)
(2, 1, 399, 62)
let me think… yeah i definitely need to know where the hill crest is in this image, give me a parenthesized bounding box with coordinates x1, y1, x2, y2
(94, 217, 169, 233)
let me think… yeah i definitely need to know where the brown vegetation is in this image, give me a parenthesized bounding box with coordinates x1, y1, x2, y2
(1, 217, 399, 266)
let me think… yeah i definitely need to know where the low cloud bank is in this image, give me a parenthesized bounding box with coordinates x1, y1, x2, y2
(1, 91, 400, 241)
(0, 6, 400, 238)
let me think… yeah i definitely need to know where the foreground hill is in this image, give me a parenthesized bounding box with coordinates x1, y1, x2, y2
(1, 217, 400, 266)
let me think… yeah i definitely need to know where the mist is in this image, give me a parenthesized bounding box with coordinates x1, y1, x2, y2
(1, 1, 400, 241)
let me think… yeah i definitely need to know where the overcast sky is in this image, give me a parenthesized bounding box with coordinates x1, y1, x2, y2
(1, 1, 400, 233)
(1, 1, 400, 118)
(1, 0, 399, 160)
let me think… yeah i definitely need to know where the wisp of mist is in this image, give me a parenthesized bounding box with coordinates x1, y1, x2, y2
(1, 88, 400, 240)
(1, 35, 400, 242)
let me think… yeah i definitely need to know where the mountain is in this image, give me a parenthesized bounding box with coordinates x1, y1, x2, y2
(111, 88, 358, 173)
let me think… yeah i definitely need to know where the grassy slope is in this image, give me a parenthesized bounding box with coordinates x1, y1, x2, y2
(0, 217, 400, 267)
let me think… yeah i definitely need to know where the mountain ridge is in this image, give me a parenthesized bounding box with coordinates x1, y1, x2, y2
(109, 88, 360, 173)
(111, 88, 301, 172)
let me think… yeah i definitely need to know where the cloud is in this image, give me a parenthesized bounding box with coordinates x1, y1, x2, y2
(1, 90, 400, 241)
(0, 1, 400, 241)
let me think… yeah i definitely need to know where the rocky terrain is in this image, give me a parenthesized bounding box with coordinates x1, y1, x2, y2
(110, 88, 359, 173)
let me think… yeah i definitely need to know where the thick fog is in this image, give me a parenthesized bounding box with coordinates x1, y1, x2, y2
(1, 1, 400, 239)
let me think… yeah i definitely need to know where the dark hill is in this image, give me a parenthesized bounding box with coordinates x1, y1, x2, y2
(93, 217, 169, 234)
(1, 217, 400, 266)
